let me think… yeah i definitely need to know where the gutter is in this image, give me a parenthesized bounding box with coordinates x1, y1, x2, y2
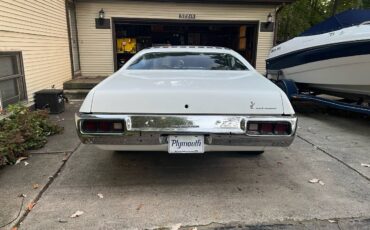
(84, 0, 296, 4)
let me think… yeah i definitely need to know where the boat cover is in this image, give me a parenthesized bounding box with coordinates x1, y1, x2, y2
(300, 9, 370, 36)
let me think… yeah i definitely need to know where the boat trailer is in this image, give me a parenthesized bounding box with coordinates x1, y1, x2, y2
(275, 79, 370, 116)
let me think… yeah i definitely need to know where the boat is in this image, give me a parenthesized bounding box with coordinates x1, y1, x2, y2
(266, 9, 370, 100)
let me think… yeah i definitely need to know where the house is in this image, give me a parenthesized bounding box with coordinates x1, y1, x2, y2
(0, 0, 293, 108)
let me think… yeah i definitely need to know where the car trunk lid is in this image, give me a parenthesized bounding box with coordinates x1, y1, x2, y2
(90, 70, 284, 115)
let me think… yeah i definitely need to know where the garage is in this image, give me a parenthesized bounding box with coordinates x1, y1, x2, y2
(75, 0, 294, 76)
(113, 19, 258, 70)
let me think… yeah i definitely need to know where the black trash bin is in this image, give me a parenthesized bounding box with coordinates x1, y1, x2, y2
(34, 89, 65, 114)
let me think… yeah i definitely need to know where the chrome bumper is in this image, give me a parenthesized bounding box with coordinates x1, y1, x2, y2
(75, 113, 297, 148)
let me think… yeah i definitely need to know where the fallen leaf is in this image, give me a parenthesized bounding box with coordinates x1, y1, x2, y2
(309, 178, 324, 185)
(58, 218, 68, 223)
(171, 223, 182, 230)
(32, 184, 39, 189)
(97, 193, 104, 199)
(136, 204, 143, 211)
(361, 163, 370, 168)
(11, 227, 18, 230)
(15, 157, 28, 165)
(24, 161, 29, 166)
(27, 202, 35, 211)
(309, 178, 320, 183)
(70, 210, 84, 218)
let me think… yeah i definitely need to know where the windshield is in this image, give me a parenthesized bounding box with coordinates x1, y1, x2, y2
(127, 52, 248, 70)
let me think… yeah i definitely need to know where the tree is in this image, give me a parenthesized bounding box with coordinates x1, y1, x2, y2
(364, 0, 370, 8)
(331, 0, 340, 16)
(277, 0, 370, 43)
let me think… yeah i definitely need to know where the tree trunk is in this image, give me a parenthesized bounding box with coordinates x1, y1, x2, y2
(357, 0, 363, 8)
(284, 13, 291, 41)
(331, 0, 340, 16)
(309, 0, 322, 26)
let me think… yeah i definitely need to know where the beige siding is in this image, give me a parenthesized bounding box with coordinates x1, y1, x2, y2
(0, 0, 72, 102)
(76, 0, 276, 75)
(257, 31, 275, 73)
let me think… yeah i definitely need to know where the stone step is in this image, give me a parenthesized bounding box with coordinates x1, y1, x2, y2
(63, 89, 90, 100)
(63, 77, 105, 90)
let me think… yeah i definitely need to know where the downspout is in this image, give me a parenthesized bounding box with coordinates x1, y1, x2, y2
(273, 4, 285, 46)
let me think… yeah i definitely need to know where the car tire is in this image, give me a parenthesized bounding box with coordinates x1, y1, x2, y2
(248, 151, 264, 155)
(240, 151, 265, 156)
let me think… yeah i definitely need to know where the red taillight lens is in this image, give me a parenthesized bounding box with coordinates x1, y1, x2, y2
(247, 122, 291, 135)
(81, 120, 124, 133)
(82, 120, 98, 132)
(260, 123, 273, 134)
(274, 123, 289, 135)
(99, 121, 112, 132)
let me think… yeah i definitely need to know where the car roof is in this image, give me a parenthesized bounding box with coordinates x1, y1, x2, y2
(149, 45, 230, 50)
(141, 46, 234, 54)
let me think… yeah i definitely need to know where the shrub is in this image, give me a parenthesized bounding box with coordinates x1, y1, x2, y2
(0, 104, 63, 165)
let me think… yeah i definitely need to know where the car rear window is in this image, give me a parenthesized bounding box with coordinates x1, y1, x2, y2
(127, 52, 248, 70)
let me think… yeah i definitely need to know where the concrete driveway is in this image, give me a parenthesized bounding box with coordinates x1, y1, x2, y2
(1, 102, 369, 229)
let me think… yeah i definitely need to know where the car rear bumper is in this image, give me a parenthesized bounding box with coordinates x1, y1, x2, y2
(75, 113, 297, 149)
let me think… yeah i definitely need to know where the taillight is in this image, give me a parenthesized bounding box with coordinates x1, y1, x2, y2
(260, 123, 273, 134)
(81, 120, 124, 133)
(274, 123, 289, 135)
(99, 121, 111, 132)
(247, 122, 291, 135)
(82, 120, 97, 132)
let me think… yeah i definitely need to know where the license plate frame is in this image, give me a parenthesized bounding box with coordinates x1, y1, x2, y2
(168, 135, 205, 154)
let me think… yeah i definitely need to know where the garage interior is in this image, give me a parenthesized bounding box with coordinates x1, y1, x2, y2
(113, 20, 258, 70)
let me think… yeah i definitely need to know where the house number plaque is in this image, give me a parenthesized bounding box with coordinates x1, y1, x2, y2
(179, 14, 196, 19)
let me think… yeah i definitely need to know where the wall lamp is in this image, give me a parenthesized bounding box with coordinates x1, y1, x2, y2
(95, 8, 110, 29)
(99, 8, 105, 19)
(267, 13, 273, 23)
(265, 13, 273, 28)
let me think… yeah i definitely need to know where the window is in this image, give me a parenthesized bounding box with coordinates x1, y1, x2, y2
(0, 52, 26, 108)
(128, 52, 248, 70)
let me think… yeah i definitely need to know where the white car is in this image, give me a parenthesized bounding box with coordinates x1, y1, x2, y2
(76, 46, 297, 154)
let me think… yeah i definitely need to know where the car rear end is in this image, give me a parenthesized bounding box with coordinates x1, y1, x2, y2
(75, 46, 297, 153)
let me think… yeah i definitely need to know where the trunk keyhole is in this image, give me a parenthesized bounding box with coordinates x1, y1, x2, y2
(185, 104, 189, 109)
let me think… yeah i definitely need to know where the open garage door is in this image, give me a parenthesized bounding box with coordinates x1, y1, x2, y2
(112, 19, 258, 70)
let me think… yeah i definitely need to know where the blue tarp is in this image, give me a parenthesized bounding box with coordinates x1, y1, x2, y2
(300, 9, 370, 36)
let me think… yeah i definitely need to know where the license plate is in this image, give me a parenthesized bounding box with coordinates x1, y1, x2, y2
(168, 135, 204, 154)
